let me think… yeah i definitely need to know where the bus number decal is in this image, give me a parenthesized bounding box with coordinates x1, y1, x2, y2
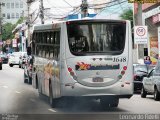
(113, 57, 127, 62)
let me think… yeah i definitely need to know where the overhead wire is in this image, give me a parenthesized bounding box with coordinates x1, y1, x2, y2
(46, 0, 73, 17)
(29, 0, 131, 21)
(62, 0, 74, 8)
(96, 0, 128, 15)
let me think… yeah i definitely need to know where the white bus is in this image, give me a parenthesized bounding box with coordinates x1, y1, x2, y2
(30, 19, 133, 108)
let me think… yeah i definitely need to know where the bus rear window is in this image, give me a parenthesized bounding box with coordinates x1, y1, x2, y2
(67, 21, 126, 56)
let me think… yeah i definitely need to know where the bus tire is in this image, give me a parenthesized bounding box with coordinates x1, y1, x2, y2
(109, 97, 119, 107)
(100, 98, 110, 109)
(49, 83, 57, 108)
(141, 86, 147, 98)
(100, 97, 119, 108)
(154, 87, 160, 101)
(36, 75, 38, 89)
(9, 64, 13, 67)
(24, 73, 28, 83)
(29, 77, 32, 85)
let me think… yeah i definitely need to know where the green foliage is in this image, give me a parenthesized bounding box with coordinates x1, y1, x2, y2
(120, 9, 133, 28)
(13, 17, 24, 29)
(2, 17, 25, 41)
(2, 23, 14, 41)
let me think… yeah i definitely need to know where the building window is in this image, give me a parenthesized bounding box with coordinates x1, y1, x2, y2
(7, 13, 10, 19)
(2, 14, 5, 18)
(20, 12, 23, 17)
(15, 2, 19, 8)
(6, 3, 10, 9)
(11, 13, 15, 19)
(20, 2, 23, 8)
(11, 3, 14, 8)
(16, 13, 19, 18)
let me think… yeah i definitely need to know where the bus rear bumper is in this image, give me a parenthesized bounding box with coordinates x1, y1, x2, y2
(61, 82, 133, 98)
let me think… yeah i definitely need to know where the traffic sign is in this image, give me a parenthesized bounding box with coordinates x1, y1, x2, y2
(134, 26, 148, 44)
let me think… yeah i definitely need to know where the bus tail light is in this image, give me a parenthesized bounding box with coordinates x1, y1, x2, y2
(123, 66, 127, 70)
(118, 66, 127, 80)
(68, 67, 77, 80)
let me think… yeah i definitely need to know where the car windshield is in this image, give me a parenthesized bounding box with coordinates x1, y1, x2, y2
(134, 65, 148, 73)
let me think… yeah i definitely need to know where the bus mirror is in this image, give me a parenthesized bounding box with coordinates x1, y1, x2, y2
(27, 47, 31, 55)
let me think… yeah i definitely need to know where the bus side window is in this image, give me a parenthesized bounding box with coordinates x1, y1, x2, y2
(49, 46, 54, 59)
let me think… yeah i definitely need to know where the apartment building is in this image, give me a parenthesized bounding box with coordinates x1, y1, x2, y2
(1, 0, 27, 24)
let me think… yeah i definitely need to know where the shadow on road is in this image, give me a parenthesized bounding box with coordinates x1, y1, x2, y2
(39, 95, 128, 113)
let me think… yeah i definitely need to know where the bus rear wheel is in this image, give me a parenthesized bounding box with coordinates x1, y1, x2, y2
(9, 64, 13, 67)
(100, 97, 119, 109)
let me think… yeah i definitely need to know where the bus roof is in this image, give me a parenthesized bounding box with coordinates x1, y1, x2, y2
(33, 18, 127, 31)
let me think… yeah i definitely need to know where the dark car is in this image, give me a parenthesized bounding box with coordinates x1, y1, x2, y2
(0, 56, 2, 70)
(0, 54, 8, 64)
(133, 64, 154, 93)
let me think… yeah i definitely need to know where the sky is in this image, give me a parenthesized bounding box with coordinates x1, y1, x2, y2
(30, 0, 133, 22)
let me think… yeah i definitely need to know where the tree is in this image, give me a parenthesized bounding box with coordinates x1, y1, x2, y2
(119, 8, 133, 28)
(120, 8, 134, 48)
(2, 23, 14, 41)
(2, 17, 25, 53)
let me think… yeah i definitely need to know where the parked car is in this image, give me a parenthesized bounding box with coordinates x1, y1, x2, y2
(19, 52, 27, 68)
(0, 54, 8, 64)
(8, 52, 26, 67)
(133, 64, 154, 93)
(0, 56, 2, 70)
(141, 68, 160, 101)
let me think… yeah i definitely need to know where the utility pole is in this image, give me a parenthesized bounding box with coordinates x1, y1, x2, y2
(81, 0, 88, 18)
(40, 0, 44, 24)
(26, 0, 34, 48)
(136, 3, 144, 61)
(0, 2, 5, 53)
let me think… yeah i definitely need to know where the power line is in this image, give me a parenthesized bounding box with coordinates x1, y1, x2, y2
(62, 0, 74, 8)
(96, 0, 127, 15)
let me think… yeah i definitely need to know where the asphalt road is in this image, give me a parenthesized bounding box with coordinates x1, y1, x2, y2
(0, 64, 160, 120)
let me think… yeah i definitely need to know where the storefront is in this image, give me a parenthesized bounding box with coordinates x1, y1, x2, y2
(143, 3, 160, 65)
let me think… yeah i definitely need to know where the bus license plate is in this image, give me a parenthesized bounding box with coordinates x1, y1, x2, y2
(92, 77, 103, 82)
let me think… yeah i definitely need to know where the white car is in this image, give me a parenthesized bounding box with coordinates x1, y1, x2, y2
(141, 68, 160, 101)
(8, 52, 27, 67)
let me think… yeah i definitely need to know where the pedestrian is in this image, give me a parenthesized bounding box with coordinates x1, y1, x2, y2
(144, 56, 152, 65)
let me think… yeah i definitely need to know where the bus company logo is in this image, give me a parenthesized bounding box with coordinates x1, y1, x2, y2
(76, 62, 91, 70)
(75, 62, 120, 71)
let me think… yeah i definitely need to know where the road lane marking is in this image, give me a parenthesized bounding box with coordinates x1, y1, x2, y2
(3, 86, 8, 88)
(48, 109, 56, 112)
(15, 91, 21, 94)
